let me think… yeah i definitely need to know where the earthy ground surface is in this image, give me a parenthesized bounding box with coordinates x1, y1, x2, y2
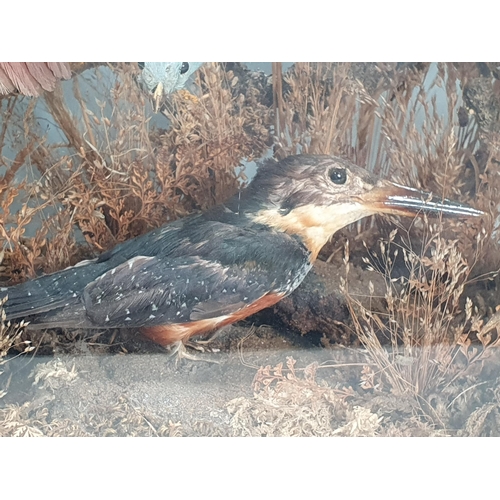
(2, 316, 500, 437)
(2, 257, 500, 437)
(0, 324, 352, 436)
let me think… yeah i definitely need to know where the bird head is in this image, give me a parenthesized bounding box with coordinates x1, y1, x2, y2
(137, 62, 203, 111)
(245, 155, 483, 260)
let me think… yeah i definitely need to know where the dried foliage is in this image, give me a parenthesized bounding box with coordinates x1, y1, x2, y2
(0, 395, 184, 437)
(29, 357, 78, 391)
(460, 400, 500, 437)
(156, 63, 272, 210)
(0, 297, 32, 399)
(273, 62, 378, 159)
(2, 62, 500, 435)
(271, 62, 500, 416)
(227, 356, 381, 437)
(274, 63, 491, 260)
(0, 63, 272, 278)
(341, 226, 498, 403)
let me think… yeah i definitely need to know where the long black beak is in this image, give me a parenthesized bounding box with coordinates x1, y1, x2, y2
(361, 181, 484, 218)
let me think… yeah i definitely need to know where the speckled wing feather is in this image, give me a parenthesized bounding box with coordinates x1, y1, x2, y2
(2, 258, 106, 318)
(2, 207, 312, 329)
(82, 254, 280, 328)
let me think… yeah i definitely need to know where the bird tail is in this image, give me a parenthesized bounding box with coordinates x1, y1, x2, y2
(0, 259, 107, 326)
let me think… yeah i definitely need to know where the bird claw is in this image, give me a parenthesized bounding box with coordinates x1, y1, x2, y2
(185, 341, 206, 352)
(193, 326, 227, 346)
(168, 341, 220, 365)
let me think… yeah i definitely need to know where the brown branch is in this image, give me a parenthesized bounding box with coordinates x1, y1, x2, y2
(43, 87, 86, 153)
(0, 139, 39, 192)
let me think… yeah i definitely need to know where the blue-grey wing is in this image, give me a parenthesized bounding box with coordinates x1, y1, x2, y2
(83, 254, 277, 328)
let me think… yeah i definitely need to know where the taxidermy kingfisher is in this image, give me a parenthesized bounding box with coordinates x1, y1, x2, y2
(137, 62, 203, 111)
(1, 155, 483, 357)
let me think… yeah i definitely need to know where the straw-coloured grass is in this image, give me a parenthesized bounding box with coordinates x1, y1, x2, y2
(1, 63, 500, 434)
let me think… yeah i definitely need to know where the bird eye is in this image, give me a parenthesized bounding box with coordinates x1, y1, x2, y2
(138, 62, 145, 70)
(329, 168, 347, 185)
(180, 62, 190, 75)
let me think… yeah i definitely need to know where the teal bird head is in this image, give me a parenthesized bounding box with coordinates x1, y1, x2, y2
(138, 62, 203, 111)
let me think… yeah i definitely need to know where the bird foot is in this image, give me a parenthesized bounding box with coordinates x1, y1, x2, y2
(168, 341, 220, 365)
(192, 326, 228, 346)
(185, 340, 206, 352)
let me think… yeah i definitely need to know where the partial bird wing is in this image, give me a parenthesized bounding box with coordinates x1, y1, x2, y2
(82, 253, 283, 328)
(0, 62, 71, 96)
